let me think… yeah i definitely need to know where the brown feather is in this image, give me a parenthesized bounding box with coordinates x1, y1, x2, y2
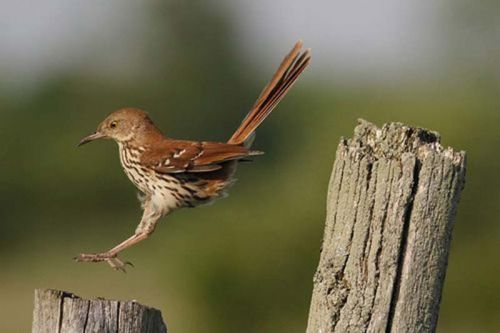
(140, 140, 259, 174)
(228, 40, 311, 145)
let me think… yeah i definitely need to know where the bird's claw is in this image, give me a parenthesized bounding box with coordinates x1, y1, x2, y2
(106, 257, 134, 273)
(74, 252, 134, 272)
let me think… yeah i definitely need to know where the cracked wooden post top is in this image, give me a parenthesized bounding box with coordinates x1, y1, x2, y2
(306, 119, 466, 333)
(32, 289, 167, 333)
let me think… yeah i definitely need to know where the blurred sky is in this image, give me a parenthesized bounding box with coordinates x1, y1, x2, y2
(2, 0, 492, 87)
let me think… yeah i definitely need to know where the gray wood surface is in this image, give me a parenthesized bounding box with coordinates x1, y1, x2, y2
(306, 120, 466, 333)
(32, 289, 167, 333)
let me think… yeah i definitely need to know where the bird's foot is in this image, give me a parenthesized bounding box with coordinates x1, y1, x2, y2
(74, 252, 134, 273)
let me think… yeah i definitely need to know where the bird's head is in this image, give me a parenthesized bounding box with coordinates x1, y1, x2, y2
(78, 108, 157, 146)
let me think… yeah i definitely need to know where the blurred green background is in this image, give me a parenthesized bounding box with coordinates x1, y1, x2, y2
(0, 1, 498, 332)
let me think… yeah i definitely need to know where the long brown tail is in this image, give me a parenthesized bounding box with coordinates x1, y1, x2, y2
(227, 40, 311, 145)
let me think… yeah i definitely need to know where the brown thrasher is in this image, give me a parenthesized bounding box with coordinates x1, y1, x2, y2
(76, 41, 311, 271)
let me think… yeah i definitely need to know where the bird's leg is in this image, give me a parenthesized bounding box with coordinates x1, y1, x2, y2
(105, 211, 160, 257)
(75, 200, 162, 271)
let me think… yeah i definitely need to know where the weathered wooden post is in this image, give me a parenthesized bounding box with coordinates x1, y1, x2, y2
(306, 120, 466, 333)
(32, 289, 167, 333)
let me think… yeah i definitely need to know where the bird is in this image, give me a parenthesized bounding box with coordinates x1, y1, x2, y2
(75, 40, 311, 271)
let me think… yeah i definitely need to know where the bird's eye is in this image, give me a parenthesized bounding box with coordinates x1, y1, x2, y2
(110, 121, 117, 129)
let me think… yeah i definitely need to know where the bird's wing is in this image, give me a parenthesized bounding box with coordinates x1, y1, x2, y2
(141, 140, 262, 174)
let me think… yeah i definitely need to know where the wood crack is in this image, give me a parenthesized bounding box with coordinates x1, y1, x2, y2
(385, 159, 421, 332)
(57, 293, 65, 333)
(82, 300, 90, 333)
(116, 301, 121, 333)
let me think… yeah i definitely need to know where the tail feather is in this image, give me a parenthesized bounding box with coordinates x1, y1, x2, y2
(248, 49, 311, 132)
(228, 40, 311, 145)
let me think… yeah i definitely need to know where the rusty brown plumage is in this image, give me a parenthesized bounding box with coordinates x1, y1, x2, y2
(228, 40, 311, 145)
(141, 140, 262, 174)
(75, 41, 311, 271)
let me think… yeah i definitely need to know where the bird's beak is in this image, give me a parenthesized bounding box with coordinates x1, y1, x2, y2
(78, 131, 106, 147)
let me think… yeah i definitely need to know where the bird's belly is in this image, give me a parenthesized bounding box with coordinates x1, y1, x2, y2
(121, 164, 150, 194)
(150, 187, 183, 216)
(153, 173, 230, 210)
(122, 168, 186, 215)
(119, 148, 231, 213)
(148, 175, 188, 214)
